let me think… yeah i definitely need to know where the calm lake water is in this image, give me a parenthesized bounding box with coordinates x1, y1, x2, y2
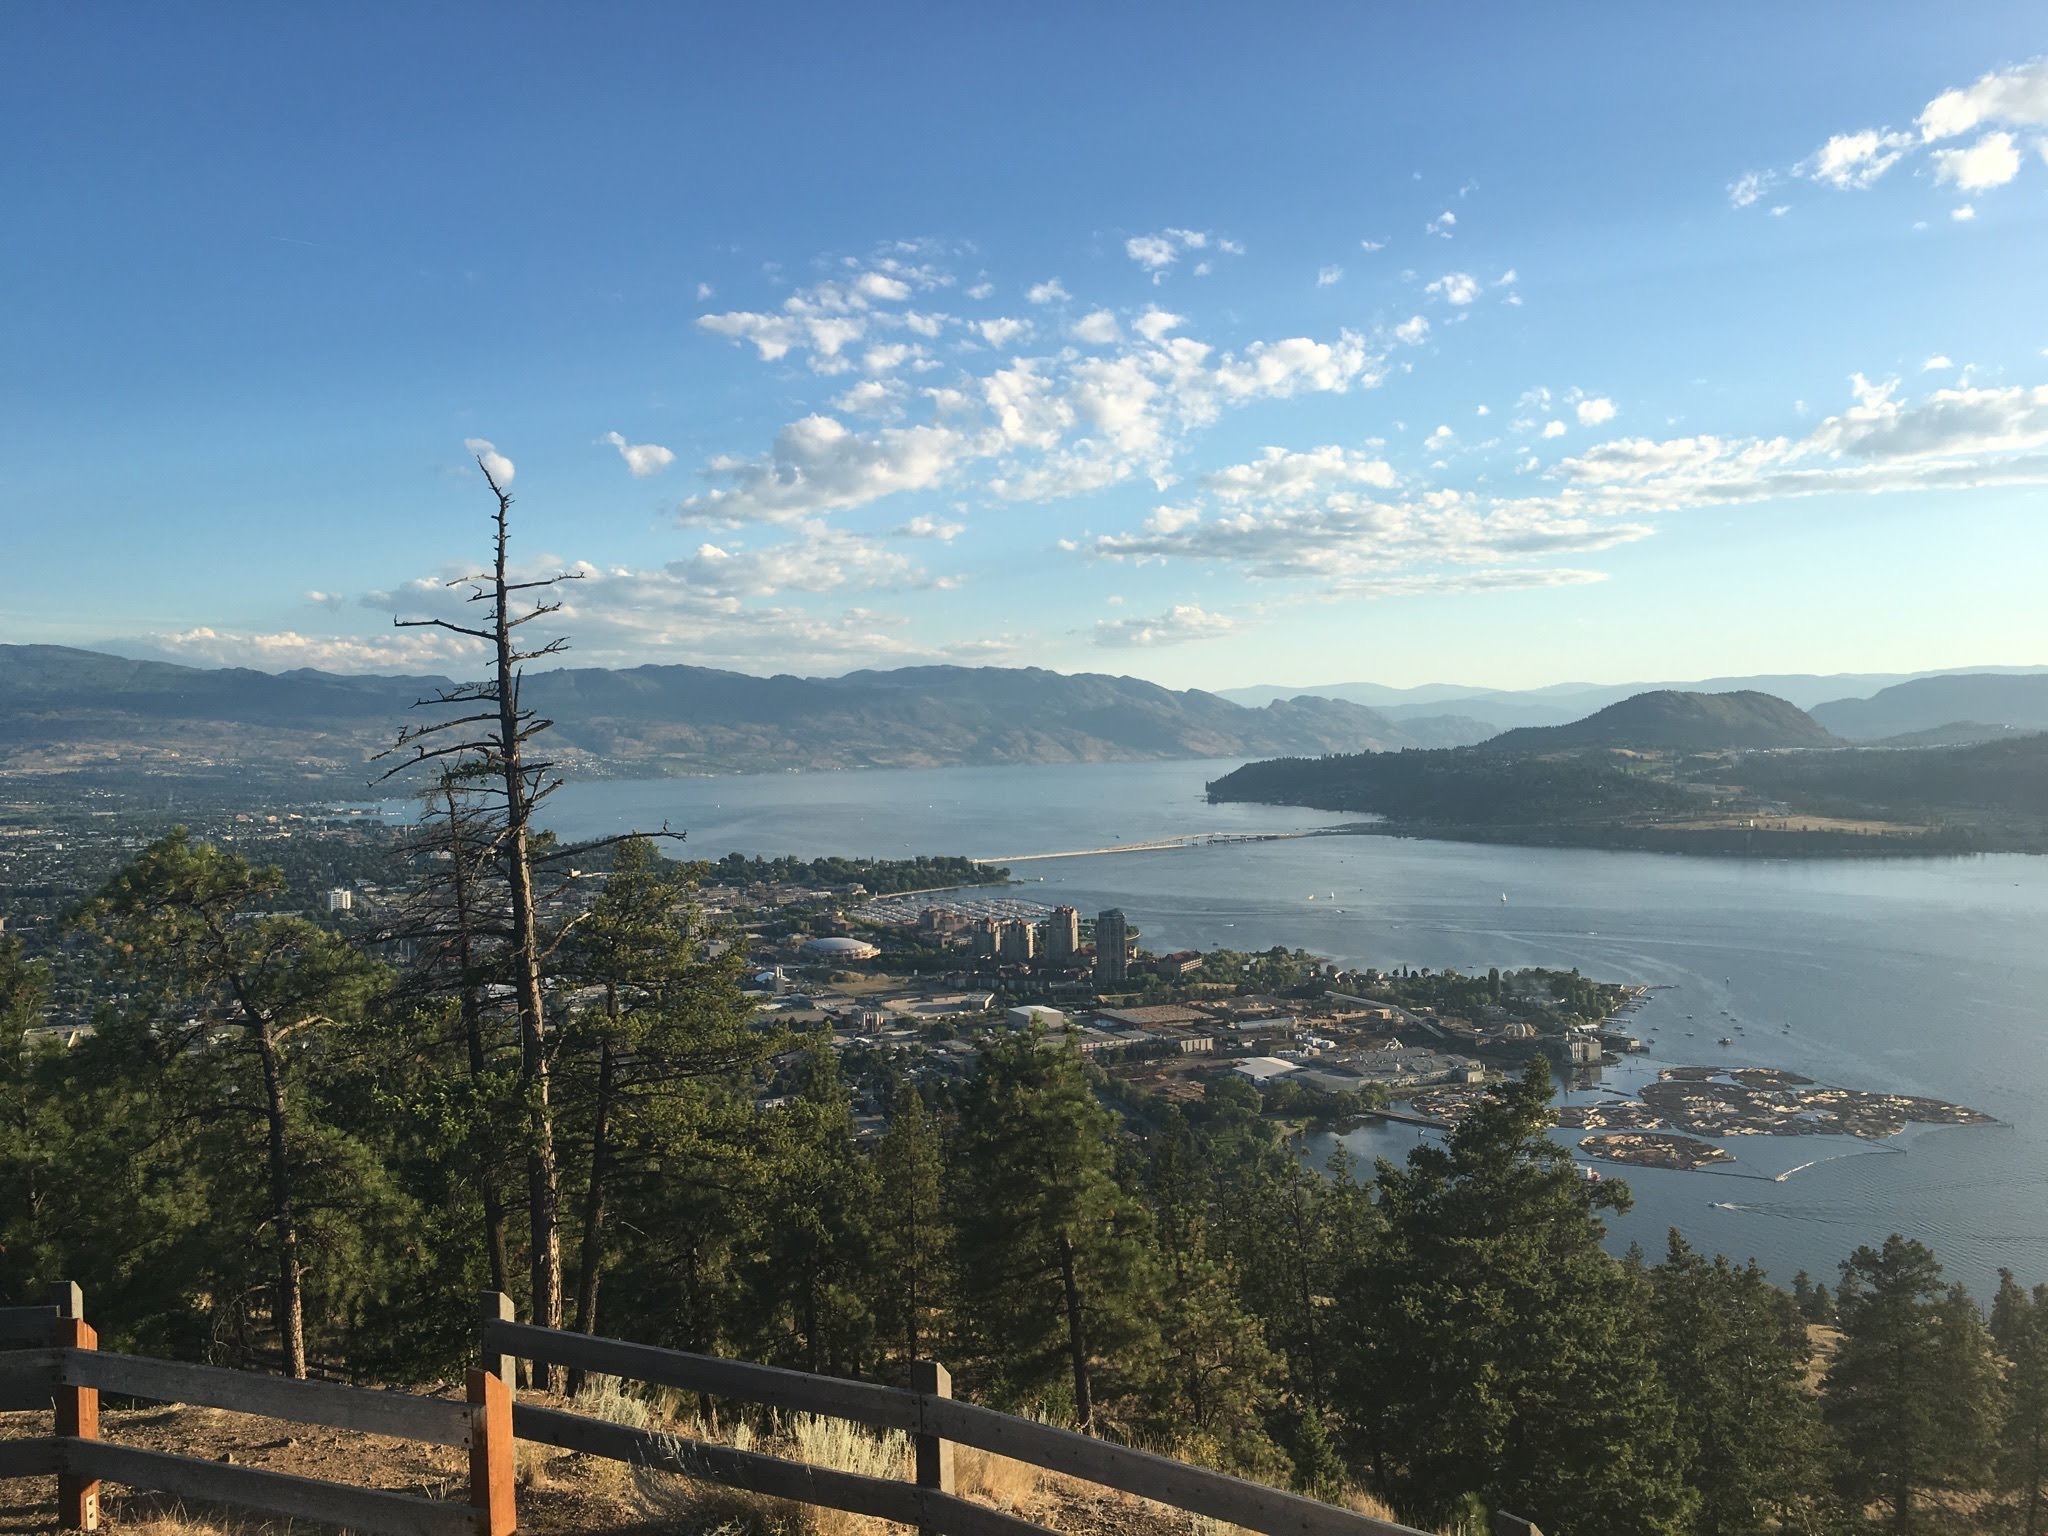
(539, 759, 2048, 1299)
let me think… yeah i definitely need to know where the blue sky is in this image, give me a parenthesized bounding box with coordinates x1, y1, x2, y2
(3, 4, 2047, 690)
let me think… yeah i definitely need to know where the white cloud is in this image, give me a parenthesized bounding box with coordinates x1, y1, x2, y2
(974, 316, 1032, 348)
(1316, 264, 1344, 287)
(1426, 211, 1456, 238)
(1359, 237, 1387, 252)
(1575, 396, 1617, 426)
(1092, 604, 1236, 648)
(1932, 130, 2022, 190)
(1132, 307, 1184, 342)
(1212, 331, 1378, 400)
(683, 416, 969, 525)
(1952, 203, 1977, 221)
(1204, 445, 1399, 503)
(1025, 279, 1070, 304)
(695, 281, 714, 301)
(1426, 272, 1480, 305)
(894, 515, 964, 541)
(1802, 128, 1915, 189)
(1918, 57, 2048, 141)
(1393, 314, 1429, 344)
(1541, 420, 1567, 439)
(304, 590, 345, 610)
(1476, 404, 1491, 417)
(464, 437, 514, 484)
(670, 524, 928, 598)
(1728, 170, 1776, 208)
(603, 431, 677, 477)
(1126, 235, 1178, 272)
(965, 281, 993, 300)
(1124, 229, 1240, 280)
(855, 271, 912, 302)
(830, 379, 902, 416)
(1423, 424, 1455, 452)
(1071, 309, 1122, 345)
(1923, 355, 1955, 371)
(144, 626, 475, 673)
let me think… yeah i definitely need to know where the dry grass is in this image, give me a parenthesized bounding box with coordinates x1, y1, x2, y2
(634, 1411, 914, 1536)
(954, 1445, 1044, 1513)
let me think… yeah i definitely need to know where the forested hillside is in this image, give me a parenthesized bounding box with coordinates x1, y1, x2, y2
(1483, 690, 1836, 752)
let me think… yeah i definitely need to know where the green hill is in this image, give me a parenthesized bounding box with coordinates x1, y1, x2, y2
(1483, 690, 1836, 753)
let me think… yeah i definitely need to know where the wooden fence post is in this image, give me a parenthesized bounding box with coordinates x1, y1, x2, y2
(468, 1367, 515, 1536)
(52, 1281, 99, 1532)
(910, 1358, 953, 1534)
(1491, 1514, 1543, 1536)
(479, 1292, 516, 1393)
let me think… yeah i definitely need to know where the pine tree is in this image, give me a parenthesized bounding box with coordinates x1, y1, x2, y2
(1825, 1234, 2001, 1531)
(1333, 1060, 1694, 1534)
(1648, 1232, 1828, 1535)
(1993, 1272, 2048, 1536)
(871, 1085, 948, 1370)
(558, 837, 761, 1353)
(951, 1029, 1158, 1431)
(73, 832, 387, 1376)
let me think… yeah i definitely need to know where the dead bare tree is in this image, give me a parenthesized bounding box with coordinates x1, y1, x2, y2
(378, 462, 577, 1385)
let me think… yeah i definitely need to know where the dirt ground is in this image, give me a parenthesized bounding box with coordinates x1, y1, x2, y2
(0, 1397, 1217, 1536)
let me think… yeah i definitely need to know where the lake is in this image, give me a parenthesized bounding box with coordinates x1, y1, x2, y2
(539, 758, 2048, 1299)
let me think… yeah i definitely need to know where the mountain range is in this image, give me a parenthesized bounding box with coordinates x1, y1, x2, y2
(0, 645, 1492, 779)
(1219, 666, 2048, 733)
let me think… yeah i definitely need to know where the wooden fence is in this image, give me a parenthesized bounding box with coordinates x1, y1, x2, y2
(0, 1283, 511, 1535)
(0, 1283, 1543, 1536)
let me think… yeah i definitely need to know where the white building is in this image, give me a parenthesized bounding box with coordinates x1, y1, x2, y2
(325, 888, 354, 913)
(1005, 1005, 1067, 1030)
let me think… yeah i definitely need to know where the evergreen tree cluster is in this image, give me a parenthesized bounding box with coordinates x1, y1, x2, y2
(5, 848, 2044, 1534)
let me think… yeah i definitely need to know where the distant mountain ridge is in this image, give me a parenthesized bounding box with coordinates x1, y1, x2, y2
(0, 645, 1495, 778)
(1220, 666, 2048, 731)
(1482, 690, 1837, 753)
(1810, 674, 2048, 741)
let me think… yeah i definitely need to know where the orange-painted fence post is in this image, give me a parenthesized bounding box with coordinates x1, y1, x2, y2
(468, 1367, 515, 1536)
(52, 1281, 99, 1532)
(470, 1294, 517, 1536)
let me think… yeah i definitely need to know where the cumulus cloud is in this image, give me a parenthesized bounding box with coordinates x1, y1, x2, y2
(1776, 59, 2048, 210)
(1541, 420, 1567, 439)
(684, 416, 969, 525)
(1316, 265, 1344, 287)
(1952, 203, 1977, 221)
(1359, 237, 1387, 252)
(1923, 355, 1955, 371)
(1932, 130, 2022, 190)
(1132, 307, 1183, 342)
(1426, 272, 1480, 305)
(1575, 396, 1617, 426)
(1092, 604, 1236, 648)
(464, 438, 514, 483)
(1918, 57, 2048, 141)
(1025, 279, 1070, 304)
(1394, 315, 1429, 345)
(1204, 445, 1399, 502)
(603, 431, 676, 477)
(142, 627, 475, 673)
(975, 317, 1032, 348)
(1426, 211, 1456, 238)
(1123, 228, 1240, 280)
(894, 515, 965, 541)
(1071, 309, 1122, 345)
(1802, 128, 1915, 189)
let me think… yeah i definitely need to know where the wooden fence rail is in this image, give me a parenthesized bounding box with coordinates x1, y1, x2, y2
(0, 1285, 513, 1536)
(483, 1295, 1431, 1536)
(0, 1285, 1496, 1536)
